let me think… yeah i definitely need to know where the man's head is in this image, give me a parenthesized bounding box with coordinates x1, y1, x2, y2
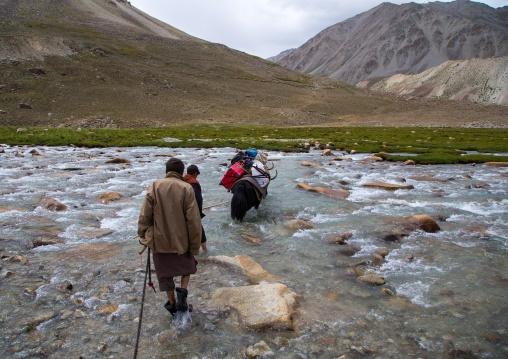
(166, 158, 185, 175)
(187, 164, 200, 176)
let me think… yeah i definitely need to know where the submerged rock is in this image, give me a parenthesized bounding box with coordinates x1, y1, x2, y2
(358, 273, 385, 286)
(338, 244, 362, 257)
(385, 215, 441, 233)
(56, 243, 120, 261)
(80, 229, 113, 239)
(6, 255, 29, 264)
(240, 234, 263, 245)
(402, 215, 441, 233)
(362, 182, 414, 190)
(26, 311, 58, 330)
(0, 205, 28, 213)
(39, 197, 67, 211)
(297, 183, 350, 199)
(211, 283, 298, 330)
(97, 192, 124, 204)
(301, 161, 322, 167)
(98, 304, 118, 315)
(105, 158, 131, 164)
(485, 162, 508, 167)
(313, 186, 349, 199)
(284, 219, 316, 230)
(376, 228, 409, 242)
(409, 175, 448, 182)
(327, 233, 352, 244)
(206, 255, 279, 284)
(34, 237, 64, 246)
(296, 183, 313, 190)
(363, 156, 383, 162)
(246, 341, 274, 358)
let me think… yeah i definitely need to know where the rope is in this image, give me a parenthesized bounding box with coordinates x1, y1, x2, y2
(133, 248, 155, 359)
(202, 200, 230, 210)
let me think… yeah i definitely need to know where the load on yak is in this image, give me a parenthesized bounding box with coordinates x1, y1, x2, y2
(219, 149, 277, 221)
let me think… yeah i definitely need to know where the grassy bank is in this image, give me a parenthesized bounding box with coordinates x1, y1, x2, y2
(1, 125, 508, 164)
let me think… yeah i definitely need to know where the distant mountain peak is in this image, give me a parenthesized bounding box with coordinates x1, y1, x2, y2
(273, 0, 508, 84)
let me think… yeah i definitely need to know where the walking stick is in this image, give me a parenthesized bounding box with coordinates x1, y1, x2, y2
(133, 247, 155, 359)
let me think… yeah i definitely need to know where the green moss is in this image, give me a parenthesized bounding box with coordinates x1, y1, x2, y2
(1, 126, 507, 163)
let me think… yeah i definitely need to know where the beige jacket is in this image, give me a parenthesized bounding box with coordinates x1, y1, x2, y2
(138, 171, 202, 255)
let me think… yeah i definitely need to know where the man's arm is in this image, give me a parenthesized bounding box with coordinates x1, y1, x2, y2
(138, 184, 154, 238)
(184, 187, 202, 255)
(190, 182, 204, 217)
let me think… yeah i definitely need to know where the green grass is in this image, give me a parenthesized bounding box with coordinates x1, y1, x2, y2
(1, 125, 507, 163)
(376, 152, 508, 165)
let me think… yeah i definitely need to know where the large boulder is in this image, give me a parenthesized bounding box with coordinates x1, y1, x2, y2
(206, 255, 279, 284)
(211, 283, 298, 330)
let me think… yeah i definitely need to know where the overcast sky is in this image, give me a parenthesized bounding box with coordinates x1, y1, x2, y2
(128, 0, 507, 59)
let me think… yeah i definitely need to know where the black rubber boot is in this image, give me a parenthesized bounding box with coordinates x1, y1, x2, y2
(175, 288, 189, 312)
(164, 300, 176, 316)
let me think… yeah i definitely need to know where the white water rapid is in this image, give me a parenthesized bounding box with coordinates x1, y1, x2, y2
(0, 145, 507, 358)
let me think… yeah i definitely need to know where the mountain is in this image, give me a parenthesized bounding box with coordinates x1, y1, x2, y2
(272, 0, 508, 85)
(357, 56, 508, 105)
(268, 49, 296, 63)
(0, 0, 507, 128)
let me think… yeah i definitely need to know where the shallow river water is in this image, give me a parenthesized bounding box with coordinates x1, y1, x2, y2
(0, 145, 507, 359)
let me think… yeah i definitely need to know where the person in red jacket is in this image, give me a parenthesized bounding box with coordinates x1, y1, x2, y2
(138, 158, 202, 315)
(184, 164, 208, 252)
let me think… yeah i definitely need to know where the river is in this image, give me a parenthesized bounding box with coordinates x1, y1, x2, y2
(0, 144, 506, 358)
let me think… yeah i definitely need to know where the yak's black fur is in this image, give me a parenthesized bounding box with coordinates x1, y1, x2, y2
(231, 180, 260, 222)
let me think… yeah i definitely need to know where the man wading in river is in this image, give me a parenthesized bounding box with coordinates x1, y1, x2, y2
(137, 158, 202, 315)
(184, 164, 208, 252)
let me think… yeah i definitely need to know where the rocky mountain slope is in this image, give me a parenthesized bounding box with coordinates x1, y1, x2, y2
(271, 0, 508, 85)
(1, 0, 507, 128)
(357, 56, 508, 105)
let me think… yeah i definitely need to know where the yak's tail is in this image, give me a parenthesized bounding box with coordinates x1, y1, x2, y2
(231, 182, 249, 222)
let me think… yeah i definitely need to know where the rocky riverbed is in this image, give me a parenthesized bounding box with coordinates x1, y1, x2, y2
(1, 145, 507, 358)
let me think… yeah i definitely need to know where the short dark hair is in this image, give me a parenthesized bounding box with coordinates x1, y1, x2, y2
(166, 158, 184, 174)
(187, 164, 200, 175)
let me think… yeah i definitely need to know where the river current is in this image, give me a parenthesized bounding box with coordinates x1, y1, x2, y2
(0, 144, 507, 358)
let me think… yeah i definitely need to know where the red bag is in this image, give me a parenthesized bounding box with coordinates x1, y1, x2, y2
(220, 161, 246, 189)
